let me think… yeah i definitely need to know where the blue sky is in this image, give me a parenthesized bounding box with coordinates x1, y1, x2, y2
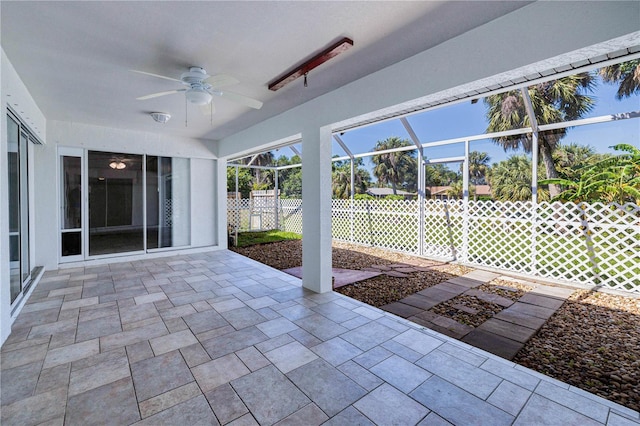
(335, 80, 639, 173)
(269, 70, 639, 177)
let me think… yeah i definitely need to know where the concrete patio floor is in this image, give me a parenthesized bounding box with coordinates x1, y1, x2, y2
(2, 250, 639, 425)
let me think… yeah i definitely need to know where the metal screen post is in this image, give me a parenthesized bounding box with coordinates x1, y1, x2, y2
(462, 140, 470, 262)
(400, 117, 424, 257)
(235, 166, 239, 243)
(521, 88, 538, 276)
(274, 168, 279, 230)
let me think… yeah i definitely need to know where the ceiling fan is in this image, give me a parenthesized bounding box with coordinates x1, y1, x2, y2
(132, 67, 263, 112)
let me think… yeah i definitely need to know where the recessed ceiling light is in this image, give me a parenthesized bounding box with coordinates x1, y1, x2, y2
(150, 112, 171, 123)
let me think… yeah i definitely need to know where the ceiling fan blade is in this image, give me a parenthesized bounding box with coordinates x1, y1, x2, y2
(136, 89, 185, 100)
(130, 69, 182, 83)
(215, 90, 263, 109)
(205, 74, 239, 89)
(200, 102, 215, 116)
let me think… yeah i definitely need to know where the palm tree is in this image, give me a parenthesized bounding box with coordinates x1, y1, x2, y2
(467, 151, 490, 185)
(488, 155, 549, 202)
(446, 181, 475, 200)
(599, 59, 640, 99)
(370, 137, 416, 194)
(332, 158, 371, 199)
(484, 73, 596, 198)
(425, 164, 457, 186)
(553, 143, 604, 182)
(247, 152, 275, 189)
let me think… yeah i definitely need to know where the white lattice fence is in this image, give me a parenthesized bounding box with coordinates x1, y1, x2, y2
(534, 202, 640, 292)
(280, 199, 303, 234)
(231, 197, 639, 293)
(466, 201, 535, 274)
(423, 200, 465, 261)
(227, 198, 278, 232)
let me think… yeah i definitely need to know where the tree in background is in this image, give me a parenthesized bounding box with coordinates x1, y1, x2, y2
(446, 181, 475, 200)
(599, 59, 640, 99)
(488, 155, 549, 202)
(371, 137, 417, 194)
(425, 163, 459, 186)
(466, 151, 491, 185)
(276, 155, 302, 198)
(246, 152, 275, 189)
(542, 144, 640, 204)
(484, 73, 596, 198)
(553, 143, 606, 182)
(226, 166, 253, 198)
(332, 158, 371, 199)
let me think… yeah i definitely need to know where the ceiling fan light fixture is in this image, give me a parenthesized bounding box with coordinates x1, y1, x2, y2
(185, 88, 212, 105)
(150, 112, 171, 123)
(109, 160, 126, 170)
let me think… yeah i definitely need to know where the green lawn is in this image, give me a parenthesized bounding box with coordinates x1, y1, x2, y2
(234, 230, 301, 247)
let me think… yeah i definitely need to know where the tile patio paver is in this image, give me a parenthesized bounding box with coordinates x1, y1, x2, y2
(354, 383, 429, 425)
(1, 250, 637, 426)
(231, 365, 310, 425)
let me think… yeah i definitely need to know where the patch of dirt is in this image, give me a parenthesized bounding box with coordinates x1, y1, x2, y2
(430, 295, 503, 327)
(515, 290, 640, 412)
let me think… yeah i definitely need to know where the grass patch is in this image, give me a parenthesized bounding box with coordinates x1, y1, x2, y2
(235, 230, 302, 247)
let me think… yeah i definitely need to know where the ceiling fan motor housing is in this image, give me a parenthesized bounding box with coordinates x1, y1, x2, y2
(181, 67, 213, 105)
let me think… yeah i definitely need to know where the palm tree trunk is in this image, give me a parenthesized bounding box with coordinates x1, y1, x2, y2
(391, 181, 397, 195)
(540, 144, 560, 198)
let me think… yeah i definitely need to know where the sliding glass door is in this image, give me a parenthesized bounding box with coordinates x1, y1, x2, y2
(146, 156, 191, 249)
(59, 149, 191, 261)
(7, 114, 30, 304)
(88, 151, 144, 255)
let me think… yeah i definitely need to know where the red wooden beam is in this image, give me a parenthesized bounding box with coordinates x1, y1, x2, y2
(268, 37, 354, 91)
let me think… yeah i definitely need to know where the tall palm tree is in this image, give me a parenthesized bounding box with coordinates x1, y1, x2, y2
(332, 159, 371, 199)
(460, 151, 490, 185)
(599, 59, 640, 99)
(246, 152, 275, 189)
(371, 137, 416, 194)
(484, 73, 596, 198)
(553, 143, 604, 182)
(488, 155, 549, 202)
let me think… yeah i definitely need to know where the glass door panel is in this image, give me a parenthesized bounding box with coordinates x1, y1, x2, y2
(7, 114, 30, 303)
(146, 156, 190, 249)
(60, 153, 83, 259)
(88, 151, 144, 255)
(8, 116, 21, 302)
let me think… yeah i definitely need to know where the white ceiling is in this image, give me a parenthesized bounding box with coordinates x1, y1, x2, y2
(1, 1, 530, 141)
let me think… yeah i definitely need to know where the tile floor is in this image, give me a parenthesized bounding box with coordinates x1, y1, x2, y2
(1, 250, 639, 425)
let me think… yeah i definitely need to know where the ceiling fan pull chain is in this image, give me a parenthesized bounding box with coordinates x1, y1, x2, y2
(304, 72, 308, 88)
(185, 96, 188, 127)
(210, 103, 213, 126)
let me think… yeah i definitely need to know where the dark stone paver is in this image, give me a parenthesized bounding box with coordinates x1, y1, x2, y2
(379, 270, 572, 361)
(384, 271, 409, 278)
(494, 308, 547, 330)
(282, 267, 381, 288)
(464, 289, 514, 308)
(519, 293, 566, 310)
(399, 294, 438, 310)
(477, 318, 538, 344)
(380, 302, 424, 318)
(462, 329, 523, 360)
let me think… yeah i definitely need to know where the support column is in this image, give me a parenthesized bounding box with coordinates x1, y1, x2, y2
(217, 157, 229, 249)
(302, 125, 333, 293)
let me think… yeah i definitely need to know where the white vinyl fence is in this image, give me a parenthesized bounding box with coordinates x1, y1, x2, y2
(228, 198, 640, 293)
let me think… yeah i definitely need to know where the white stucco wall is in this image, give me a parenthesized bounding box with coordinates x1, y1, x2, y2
(217, 1, 640, 156)
(37, 121, 219, 270)
(1, 49, 47, 344)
